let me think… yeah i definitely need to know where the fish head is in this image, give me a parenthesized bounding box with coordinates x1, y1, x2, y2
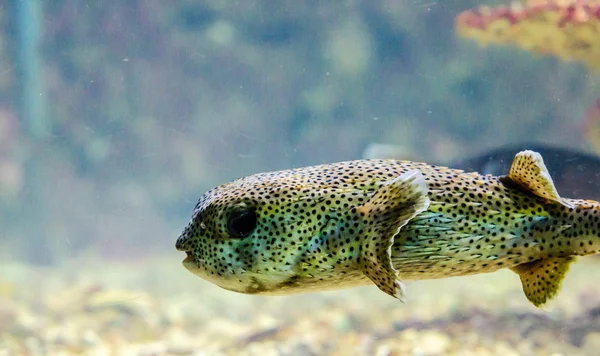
(175, 165, 378, 295)
(176, 160, 431, 300)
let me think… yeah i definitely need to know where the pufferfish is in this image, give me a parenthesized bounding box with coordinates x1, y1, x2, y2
(175, 150, 600, 307)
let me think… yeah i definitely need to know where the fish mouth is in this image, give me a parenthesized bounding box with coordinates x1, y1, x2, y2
(183, 250, 195, 263)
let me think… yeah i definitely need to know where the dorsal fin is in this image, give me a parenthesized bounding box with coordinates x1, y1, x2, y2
(504, 150, 569, 207)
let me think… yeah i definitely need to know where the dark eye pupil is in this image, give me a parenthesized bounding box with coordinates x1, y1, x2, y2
(228, 209, 257, 238)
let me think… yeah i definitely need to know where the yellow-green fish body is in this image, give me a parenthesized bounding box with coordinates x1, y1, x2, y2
(176, 150, 600, 307)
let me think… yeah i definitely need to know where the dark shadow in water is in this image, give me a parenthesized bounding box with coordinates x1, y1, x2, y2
(451, 142, 600, 202)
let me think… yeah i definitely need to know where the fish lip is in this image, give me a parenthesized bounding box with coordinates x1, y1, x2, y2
(183, 251, 195, 263)
(176, 230, 196, 263)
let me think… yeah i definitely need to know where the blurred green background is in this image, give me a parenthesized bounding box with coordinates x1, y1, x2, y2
(1, 0, 598, 264)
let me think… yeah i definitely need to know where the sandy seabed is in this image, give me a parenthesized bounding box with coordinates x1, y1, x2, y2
(1, 254, 600, 356)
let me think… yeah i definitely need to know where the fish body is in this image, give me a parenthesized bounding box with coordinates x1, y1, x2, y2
(176, 151, 600, 307)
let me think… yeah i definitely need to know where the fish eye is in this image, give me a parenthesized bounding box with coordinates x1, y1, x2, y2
(227, 208, 257, 238)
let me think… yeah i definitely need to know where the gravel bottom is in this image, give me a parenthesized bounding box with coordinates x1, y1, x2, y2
(1, 254, 600, 355)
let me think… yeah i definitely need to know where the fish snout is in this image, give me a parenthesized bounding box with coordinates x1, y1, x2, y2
(175, 227, 191, 251)
(176, 227, 198, 263)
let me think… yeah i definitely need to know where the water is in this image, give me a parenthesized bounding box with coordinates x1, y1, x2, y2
(2, 1, 600, 355)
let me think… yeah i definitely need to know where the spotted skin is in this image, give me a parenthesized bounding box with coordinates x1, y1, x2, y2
(511, 256, 575, 307)
(176, 151, 600, 307)
(506, 150, 564, 204)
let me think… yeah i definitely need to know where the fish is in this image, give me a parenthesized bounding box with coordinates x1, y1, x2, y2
(175, 150, 600, 307)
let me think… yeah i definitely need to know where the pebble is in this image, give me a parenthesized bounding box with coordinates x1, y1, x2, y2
(583, 332, 600, 356)
(413, 331, 451, 355)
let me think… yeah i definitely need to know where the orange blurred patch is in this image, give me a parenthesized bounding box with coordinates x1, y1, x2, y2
(455, 0, 600, 73)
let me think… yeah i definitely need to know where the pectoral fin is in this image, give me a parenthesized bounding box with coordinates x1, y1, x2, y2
(502, 150, 571, 208)
(357, 170, 430, 302)
(510, 256, 575, 307)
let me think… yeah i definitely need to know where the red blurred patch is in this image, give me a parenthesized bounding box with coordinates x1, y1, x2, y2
(455, 0, 600, 73)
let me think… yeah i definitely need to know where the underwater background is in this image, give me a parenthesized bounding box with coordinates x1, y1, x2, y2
(1, 1, 600, 355)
